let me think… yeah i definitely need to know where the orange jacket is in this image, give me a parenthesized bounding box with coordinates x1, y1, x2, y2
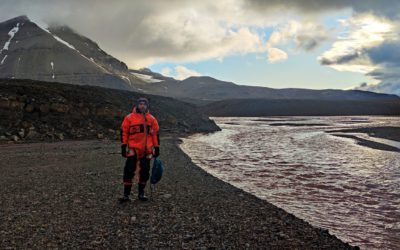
(121, 106, 160, 157)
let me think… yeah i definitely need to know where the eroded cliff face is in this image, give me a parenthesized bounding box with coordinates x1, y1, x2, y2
(0, 79, 220, 143)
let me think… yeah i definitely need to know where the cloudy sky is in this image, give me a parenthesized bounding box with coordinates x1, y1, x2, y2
(1, 0, 400, 95)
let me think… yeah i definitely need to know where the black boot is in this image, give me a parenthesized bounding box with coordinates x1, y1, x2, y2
(138, 183, 148, 201)
(119, 195, 130, 203)
(119, 184, 132, 203)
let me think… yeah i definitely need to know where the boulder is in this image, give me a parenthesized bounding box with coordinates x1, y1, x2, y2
(50, 103, 70, 113)
(25, 130, 38, 139)
(9, 100, 24, 110)
(80, 107, 90, 116)
(166, 115, 177, 125)
(39, 103, 50, 113)
(95, 106, 116, 117)
(25, 104, 35, 113)
(21, 121, 31, 129)
(18, 129, 25, 138)
(56, 133, 64, 140)
(0, 97, 10, 109)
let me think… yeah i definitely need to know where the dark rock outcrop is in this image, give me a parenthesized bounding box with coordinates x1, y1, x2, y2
(0, 79, 220, 143)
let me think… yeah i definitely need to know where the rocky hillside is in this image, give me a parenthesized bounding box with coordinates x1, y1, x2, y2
(0, 16, 145, 91)
(0, 79, 219, 143)
(200, 98, 400, 116)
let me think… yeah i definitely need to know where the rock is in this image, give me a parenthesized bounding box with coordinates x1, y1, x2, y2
(80, 107, 90, 116)
(18, 129, 25, 138)
(0, 97, 10, 108)
(50, 103, 70, 113)
(0, 135, 7, 141)
(277, 232, 289, 239)
(166, 115, 177, 125)
(108, 129, 115, 134)
(21, 121, 31, 129)
(39, 103, 50, 113)
(97, 133, 104, 139)
(11, 135, 19, 142)
(56, 133, 64, 140)
(130, 216, 136, 223)
(46, 132, 54, 139)
(179, 121, 189, 128)
(96, 106, 118, 117)
(9, 100, 24, 110)
(25, 104, 34, 112)
(183, 234, 193, 242)
(162, 194, 172, 199)
(25, 130, 38, 139)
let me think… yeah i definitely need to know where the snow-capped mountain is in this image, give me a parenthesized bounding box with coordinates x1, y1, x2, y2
(0, 16, 147, 90)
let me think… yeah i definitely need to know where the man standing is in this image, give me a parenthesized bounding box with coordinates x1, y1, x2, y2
(119, 97, 160, 202)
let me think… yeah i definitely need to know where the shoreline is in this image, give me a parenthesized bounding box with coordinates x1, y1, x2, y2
(327, 126, 400, 152)
(0, 135, 358, 249)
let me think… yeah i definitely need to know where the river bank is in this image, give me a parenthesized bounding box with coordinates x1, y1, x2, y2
(0, 136, 357, 249)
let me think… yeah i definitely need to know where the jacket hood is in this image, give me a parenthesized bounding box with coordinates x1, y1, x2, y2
(132, 105, 149, 114)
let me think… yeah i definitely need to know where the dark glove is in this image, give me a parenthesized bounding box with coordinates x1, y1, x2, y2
(153, 146, 160, 158)
(121, 144, 127, 158)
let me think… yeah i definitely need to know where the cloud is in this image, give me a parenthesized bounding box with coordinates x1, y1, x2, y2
(0, 0, 340, 68)
(246, 0, 400, 19)
(268, 20, 330, 52)
(318, 14, 394, 72)
(361, 62, 400, 96)
(0, 0, 274, 68)
(160, 65, 201, 80)
(160, 67, 171, 76)
(262, 20, 330, 63)
(267, 47, 288, 63)
(318, 13, 400, 95)
(1, 0, 400, 96)
(356, 82, 400, 96)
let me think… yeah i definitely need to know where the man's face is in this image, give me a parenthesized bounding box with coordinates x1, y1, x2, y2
(138, 101, 147, 113)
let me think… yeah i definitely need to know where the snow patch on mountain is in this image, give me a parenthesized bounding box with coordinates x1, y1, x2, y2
(1, 55, 8, 65)
(0, 23, 20, 54)
(120, 75, 131, 84)
(50, 61, 55, 79)
(131, 72, 163, 83)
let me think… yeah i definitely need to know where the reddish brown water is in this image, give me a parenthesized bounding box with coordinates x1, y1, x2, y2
(180, 116, 400, 250)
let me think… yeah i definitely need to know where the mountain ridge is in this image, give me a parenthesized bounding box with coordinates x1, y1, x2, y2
(1, 15, 399, 106)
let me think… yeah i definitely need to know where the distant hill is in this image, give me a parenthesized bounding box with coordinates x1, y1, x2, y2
(138, 76, 400, 103)
(0, 78, 219, 142)
(200, 98, 400, 116)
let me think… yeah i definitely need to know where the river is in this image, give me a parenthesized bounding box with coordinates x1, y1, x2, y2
(180, 116, 400, 250)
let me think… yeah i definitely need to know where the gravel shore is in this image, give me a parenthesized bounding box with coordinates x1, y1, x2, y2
(0, 136, 357, 249)
(328, 126, 400, 152)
